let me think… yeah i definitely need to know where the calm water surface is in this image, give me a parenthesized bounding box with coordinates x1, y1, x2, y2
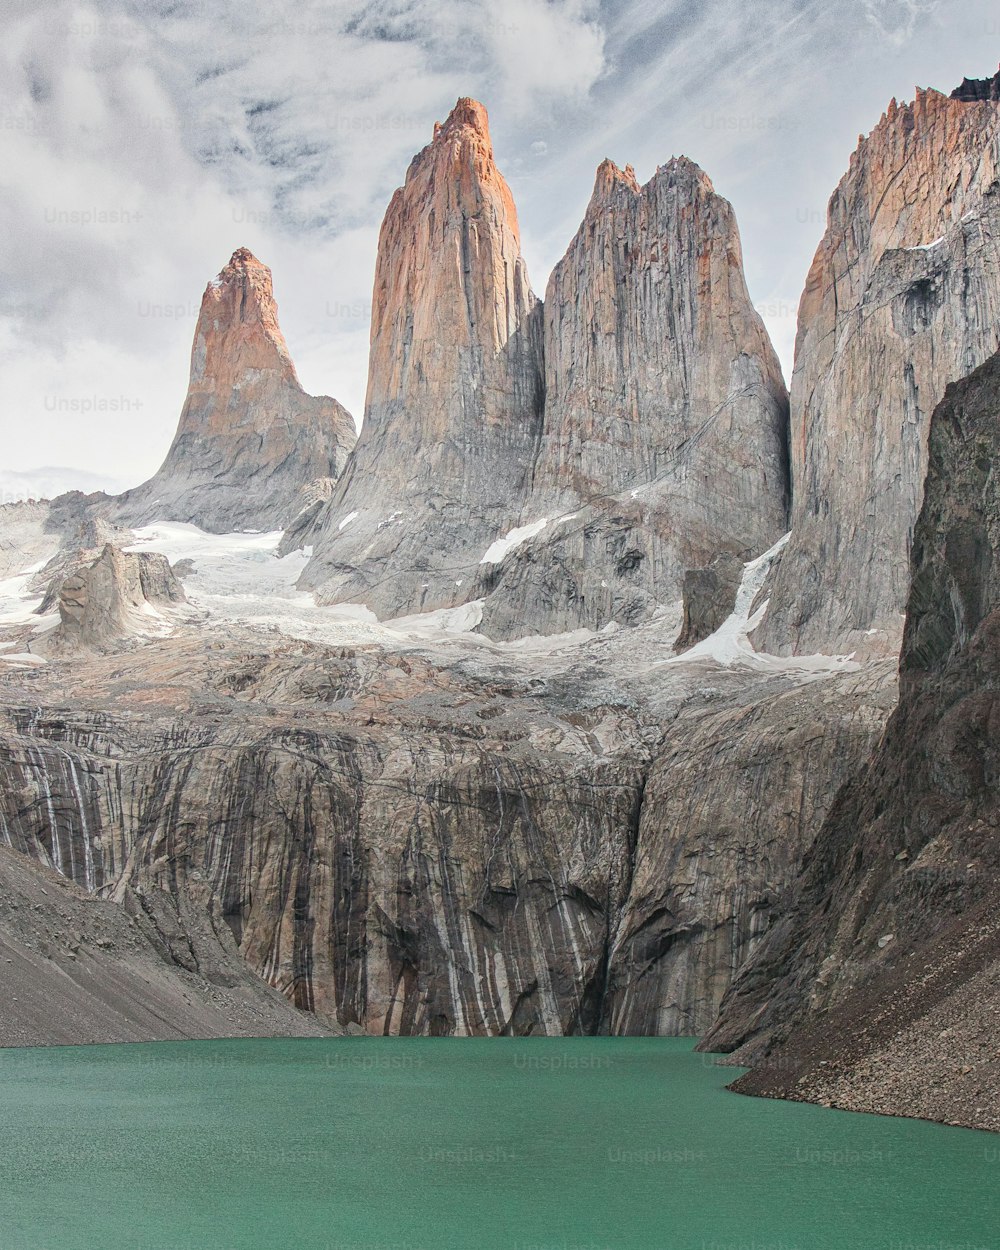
(0, 1036, 997, 1249)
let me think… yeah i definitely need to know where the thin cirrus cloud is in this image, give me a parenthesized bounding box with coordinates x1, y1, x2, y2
(0, 0, 996, 485)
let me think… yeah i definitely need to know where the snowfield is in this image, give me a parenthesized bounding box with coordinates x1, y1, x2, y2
(0, 520, 859, 678)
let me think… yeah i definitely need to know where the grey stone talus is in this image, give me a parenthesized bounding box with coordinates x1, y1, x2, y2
(115, 248, 357, 535)
(754, 85, 1000, 658)
(0, 843, 330, 1046)
(476, 156, 789, 641)
(297, 98, 544, 618)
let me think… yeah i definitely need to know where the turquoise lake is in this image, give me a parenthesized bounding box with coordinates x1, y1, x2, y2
(0, 1036, 997, 1249)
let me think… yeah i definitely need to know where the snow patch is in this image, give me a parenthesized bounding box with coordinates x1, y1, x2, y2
(121, 522, 389, 647)
(665, 534, 858, 674)
(338, 511, 359, 531)
(387, 599, 485, 638)
(481, 519, 549, 564)
(0, 564, 48, 626)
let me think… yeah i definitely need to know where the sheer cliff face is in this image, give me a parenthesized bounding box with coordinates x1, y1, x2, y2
(117, 248, 357, 534)
(477, 157, 789, 640)
(0, 644, 884, 1038)
(757, 87, 1000, 657)
(300, 99, 544, 617)
(538, 158, 786, 511)
(707, 352, 1000, 1089)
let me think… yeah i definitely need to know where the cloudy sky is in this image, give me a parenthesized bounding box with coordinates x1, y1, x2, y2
(2, 0, 997, 492)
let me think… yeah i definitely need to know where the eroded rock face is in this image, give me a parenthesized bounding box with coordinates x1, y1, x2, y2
(0, 622, 887, 1038)
(673, 554, 745, 652)
(299, 99, 544, 617)
(705, 351, 1000, 1129)
(276, 478, 338, 559)
(0, 668, 646, 1035)
(0, 844, 329, 1046)
(116, 248, 356, 534)
(756, 86, 1000, 657)
(477, 157, 789, 640)
(43, 544, 186, 654)
(602, 665, 895, 1035)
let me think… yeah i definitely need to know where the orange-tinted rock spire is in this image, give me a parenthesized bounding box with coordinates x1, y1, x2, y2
(300, 98, 544, 617)
(755, 85, 1000, 656)
(117, 248, 356, 534)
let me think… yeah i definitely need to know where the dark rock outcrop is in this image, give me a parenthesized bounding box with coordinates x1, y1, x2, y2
(673, 553, 745, 652)
(951, 65, 1000, 102)
(704, 349, 1000, 1131)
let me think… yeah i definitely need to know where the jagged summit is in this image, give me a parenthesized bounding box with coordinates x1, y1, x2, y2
(477, 148, 789, 639)
(198, 247, 298, 384)
(589, 156, 714, 206)
(592, 158, 641, 197)
(114, 248, 356, 535)
(754, 79, 1000, 657)
(951, 64, 1000, 101)
(433, 96, 490, 139)
(297, 96, 544, 617)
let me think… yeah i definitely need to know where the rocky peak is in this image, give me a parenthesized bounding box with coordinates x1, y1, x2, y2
(477, 152, 789, 639)
(951, 64, 1000, 102)
(114, 249, 356, 535)
(591, 159, 641, 201)
(368, 96, 536, 395)
(433, 95, 489, 140)
(44, 544, 187, 654)
(191, 247, 298, 390)
(297, 97, 545, 618)
(754, 82, 1000, 657)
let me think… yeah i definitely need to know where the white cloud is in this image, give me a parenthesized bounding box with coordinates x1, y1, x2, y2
(862, 0, 942, 47)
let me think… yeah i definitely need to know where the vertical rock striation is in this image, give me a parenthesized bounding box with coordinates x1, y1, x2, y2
(755, 85, 1000, 656)
(477, 157, 789, 639)
(600, 665, 895, 1035)
(116, 248, 357, 534)
(299, 99, 544, 617)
